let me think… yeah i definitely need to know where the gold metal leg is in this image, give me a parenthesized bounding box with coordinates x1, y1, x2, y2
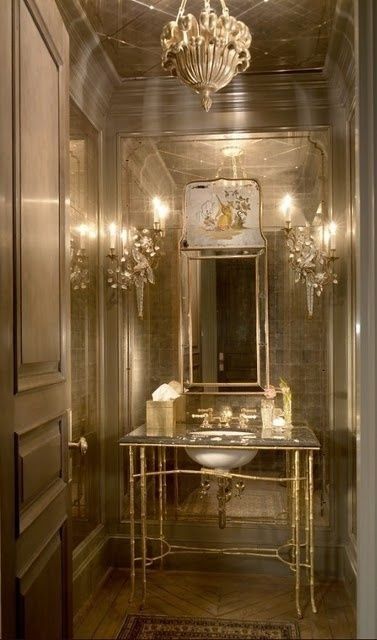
(294, 450, 302, 618)
(162, 447, 167, 518)
(174, 447, 179, 519)
(140, 446, 147, 607)
(158, 448, 164, 569)
(129, 446, 135, 602)
(151, 448, 156, 517)
(290, 451, 296, 564)
(309, 450, 317, 613)
(305, 451, 310, 567)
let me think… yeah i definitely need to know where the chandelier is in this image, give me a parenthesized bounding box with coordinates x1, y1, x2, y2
(282, 196, 338, 317)
(106, 198, 168, 319)
(161, 0, 252, 112)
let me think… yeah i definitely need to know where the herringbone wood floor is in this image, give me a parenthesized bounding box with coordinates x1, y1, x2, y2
(74, 569, 356, 639)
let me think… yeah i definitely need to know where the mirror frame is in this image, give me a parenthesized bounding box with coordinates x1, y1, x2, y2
(180, 178, 269, 394)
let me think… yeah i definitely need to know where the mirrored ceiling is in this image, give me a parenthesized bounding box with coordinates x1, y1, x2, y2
(79, 0, 338, 79)
(121, 130, 329, 229)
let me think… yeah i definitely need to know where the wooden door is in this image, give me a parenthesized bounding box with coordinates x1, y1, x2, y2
(0, 0, 71, 638)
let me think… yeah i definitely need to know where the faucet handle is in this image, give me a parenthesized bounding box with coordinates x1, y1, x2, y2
(239, 409, 257, 426)
(191, 412, 210, 427)
(240, 408, 257, 418)
(197, 407, 213, 420)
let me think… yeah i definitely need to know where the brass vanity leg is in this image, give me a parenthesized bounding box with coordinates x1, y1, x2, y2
(294, 450, 302, 618)
(151, 448, 156, 517)
(309, 450, 317, 613)
(158, 447, 164, 569)
(285, 451, 290, 523)
(290, 451, 296, 564)
(305, 451, 310, 567)
(129, 446, 135, 602)
(140, 446, 147, 607)
(162, 447, 167, 518)
(174, 447, 179, 519)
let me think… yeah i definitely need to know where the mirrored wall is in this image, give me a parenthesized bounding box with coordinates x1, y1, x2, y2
(119, 131, 331, 528)
(70, 101, 101, 548)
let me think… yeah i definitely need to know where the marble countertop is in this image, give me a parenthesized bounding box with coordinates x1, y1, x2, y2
(119, 424, 320, 449)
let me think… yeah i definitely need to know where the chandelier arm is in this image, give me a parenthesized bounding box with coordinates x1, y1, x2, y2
(219, 0, 229, 15)
(177, 0, 188, 19)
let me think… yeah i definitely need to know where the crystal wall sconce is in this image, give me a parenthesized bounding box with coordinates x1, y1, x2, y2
(70, 225, 93, 291)
(282, 195, 338, 317)
(106, 198, 169, 318)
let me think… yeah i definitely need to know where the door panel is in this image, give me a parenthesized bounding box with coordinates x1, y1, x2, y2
(0, 0, 71, 637)
(17, 533, 63, 640)
(19, 0, 61, 368)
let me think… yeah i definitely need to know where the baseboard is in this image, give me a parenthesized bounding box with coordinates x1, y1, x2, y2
(108, 533, 344, 579)
(342, 541, 357, 604)
(73, 525, 110, 616)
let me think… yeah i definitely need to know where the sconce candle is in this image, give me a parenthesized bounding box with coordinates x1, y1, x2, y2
(109, 223, 117, 250)
(152, 196, 169, 232)
(329, 221, 337, 251)
(282, 194, 292, 226)
(121, 228, 128, 254)
(79, 224, 87, 249)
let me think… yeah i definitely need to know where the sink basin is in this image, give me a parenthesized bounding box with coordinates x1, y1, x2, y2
(185, 430, 258, 470)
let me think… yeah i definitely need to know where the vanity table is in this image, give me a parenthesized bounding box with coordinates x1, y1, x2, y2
(119, 424, 320, 618)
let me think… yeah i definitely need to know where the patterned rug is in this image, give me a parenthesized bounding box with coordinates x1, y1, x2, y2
(117, 614, 300, 639)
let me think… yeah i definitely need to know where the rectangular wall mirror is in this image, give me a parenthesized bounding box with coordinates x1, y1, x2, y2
(182, 250, 268, 391)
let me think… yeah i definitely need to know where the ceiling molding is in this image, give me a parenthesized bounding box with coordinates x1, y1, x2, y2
(109, 71, 331, 120)
(325, 0, 355, 111)
(56, 0, 120, 129)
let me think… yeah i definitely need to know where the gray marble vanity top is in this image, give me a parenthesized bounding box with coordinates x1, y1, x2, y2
(119, 424, 320, 449)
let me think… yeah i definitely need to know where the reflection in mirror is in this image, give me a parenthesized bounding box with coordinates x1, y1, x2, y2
(69, 100, 101, 549)
(186, 255, 260, 388)
(120, 131, 330, 528)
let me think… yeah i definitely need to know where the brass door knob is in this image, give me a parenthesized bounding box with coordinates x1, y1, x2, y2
(68, 436, 88, 455)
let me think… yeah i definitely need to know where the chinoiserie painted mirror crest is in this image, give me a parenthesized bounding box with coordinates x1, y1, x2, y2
(180, 178, 269, 393)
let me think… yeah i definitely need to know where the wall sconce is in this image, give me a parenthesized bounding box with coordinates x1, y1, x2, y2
(106, 197, 169, 318)
(70, 224, 91, 291)
(282, 195, 338, 317)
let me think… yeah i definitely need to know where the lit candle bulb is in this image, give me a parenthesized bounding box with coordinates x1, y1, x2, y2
(282, 194, 292, 226)
(109, 223, 117, 250)
(158, 202, 169, 231)
(152, 196, 162, 226)
(121, 228, 128, 253)
(79, 224, 87, 249)
(329, 221, 337, 251)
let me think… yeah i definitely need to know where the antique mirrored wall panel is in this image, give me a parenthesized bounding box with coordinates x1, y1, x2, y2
(120, 132, 330, 528)
(70, 101, 101, 548)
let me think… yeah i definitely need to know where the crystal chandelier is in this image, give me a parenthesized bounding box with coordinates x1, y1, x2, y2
(161, 0, 251, 112)
(282, 195, 338, 317)
(106, 198, 168, 318)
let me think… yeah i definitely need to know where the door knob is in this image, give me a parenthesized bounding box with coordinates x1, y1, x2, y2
(68, 436, 88, 455)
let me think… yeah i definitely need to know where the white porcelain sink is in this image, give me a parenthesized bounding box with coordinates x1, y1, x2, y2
(185, 430, 258, 471)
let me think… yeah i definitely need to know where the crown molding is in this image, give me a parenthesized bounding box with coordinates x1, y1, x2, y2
(56, 0, 120, 129)
(325, 0, 355, 111)
(109, 70, 331, 120)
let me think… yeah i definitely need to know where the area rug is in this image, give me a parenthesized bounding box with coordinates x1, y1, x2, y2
(117, 614, 300, 639)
